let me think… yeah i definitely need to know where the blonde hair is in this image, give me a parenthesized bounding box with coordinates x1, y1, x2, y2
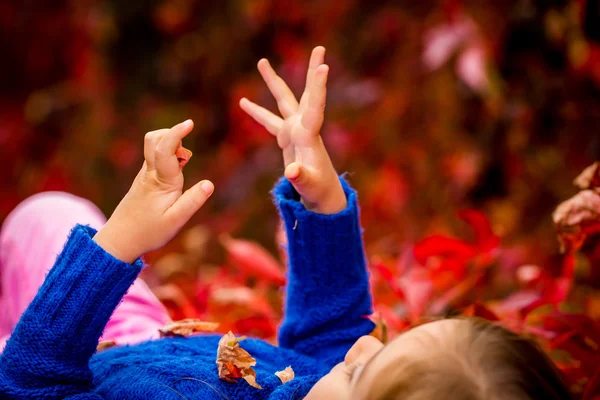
(364, 318, 572, 400)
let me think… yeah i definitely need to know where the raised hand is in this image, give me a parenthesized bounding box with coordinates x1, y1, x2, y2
(240, 46, 347, 214)
(93, 120, 214, 263)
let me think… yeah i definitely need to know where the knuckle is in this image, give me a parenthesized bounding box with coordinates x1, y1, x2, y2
(144, 132, 155, 144)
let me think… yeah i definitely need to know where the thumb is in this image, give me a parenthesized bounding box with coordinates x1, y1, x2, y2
(285, 162, 315, 198)
(165, 180, 214, 225)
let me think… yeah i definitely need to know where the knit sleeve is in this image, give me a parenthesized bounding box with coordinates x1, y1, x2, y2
(272, 176, 375, 365)
(0, 225, 141, 399)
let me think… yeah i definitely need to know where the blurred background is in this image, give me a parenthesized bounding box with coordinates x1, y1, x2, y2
(1, 0, 600, 397)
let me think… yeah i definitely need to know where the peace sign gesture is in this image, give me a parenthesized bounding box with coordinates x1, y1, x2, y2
(240, 46, 346, 214)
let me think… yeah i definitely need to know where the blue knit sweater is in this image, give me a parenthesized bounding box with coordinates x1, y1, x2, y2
(0, 177, 374, 399)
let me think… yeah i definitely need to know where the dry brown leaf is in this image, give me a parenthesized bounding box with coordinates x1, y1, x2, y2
(369, 312, 389, 344)
(573, 162, 600, 190)
(216, 331, 262, 389)
(552, 189, 600, 253)
(96, 340, 117, 352)
(159, 319, 219, 338)
(275, 366, 295, 384)
(176, 146, 193, 168)
(242, 368, 262, 389)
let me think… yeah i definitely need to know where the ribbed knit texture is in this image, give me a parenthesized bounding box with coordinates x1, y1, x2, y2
(0, 177, 374, 399)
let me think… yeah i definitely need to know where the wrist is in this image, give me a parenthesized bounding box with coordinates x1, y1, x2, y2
(304, 182, 347, 215)
(93, 224, 139, 264)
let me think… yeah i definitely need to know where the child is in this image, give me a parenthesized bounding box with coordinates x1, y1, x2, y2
(0, 47, 572, 400)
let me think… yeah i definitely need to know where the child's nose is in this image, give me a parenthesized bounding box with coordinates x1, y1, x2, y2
(344, 335, 384, 365)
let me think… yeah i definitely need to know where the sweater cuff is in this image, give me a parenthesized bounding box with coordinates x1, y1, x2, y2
(272, 175, 365, 284)
(272, 174, 358, 223)
(3, 225, 143, 376)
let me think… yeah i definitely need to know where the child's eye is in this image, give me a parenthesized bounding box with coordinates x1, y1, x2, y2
(343, 362, 362, 381)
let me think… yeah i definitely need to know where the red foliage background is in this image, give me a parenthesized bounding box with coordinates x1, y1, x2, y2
(1, 1, 600, 397)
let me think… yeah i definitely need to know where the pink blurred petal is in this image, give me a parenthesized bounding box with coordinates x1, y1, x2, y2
(423, 17, 475, 70)
(457, 43, 489, 92)
(398, 268, 434, 321)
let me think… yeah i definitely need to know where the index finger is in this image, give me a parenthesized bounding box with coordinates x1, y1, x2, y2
(304, 46, 326, 92)
(257, 59, 299, 118)
(156, 119, 194, 156)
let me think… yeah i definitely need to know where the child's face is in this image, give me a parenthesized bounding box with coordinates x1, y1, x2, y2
(305, 319, 463, 399)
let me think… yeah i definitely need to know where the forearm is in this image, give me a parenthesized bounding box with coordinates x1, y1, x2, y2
(0, 225, 141, 399)
(273, 176, 374, 363)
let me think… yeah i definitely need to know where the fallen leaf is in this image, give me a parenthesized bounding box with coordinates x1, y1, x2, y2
(275, 366, 295, 384)
(176, 146, 193, 168)
(159, 319, 219, 338)
(369, 312, 389, 344)
(573, 162, 600, 190)
(219, 234, 286, 285)
(463, 302, 499, 321)
(153, 284, 200, 322)
(96, 340, 117, 352)
(457, 209, 500, 252)
(583, 365, 600, 400)
(242, 368, 262, 389)
(216, 331, 262, 389)
(552, 189, 600, 253)
(428, 273, 483, 315)
(398, 267, 434, 321)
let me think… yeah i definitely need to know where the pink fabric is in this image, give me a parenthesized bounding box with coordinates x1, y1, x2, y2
(0, 191, 171, 351)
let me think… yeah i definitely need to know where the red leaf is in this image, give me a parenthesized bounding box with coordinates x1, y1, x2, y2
(413, 235, 477, 265)
(372, 259, 404, 299)
(583, 366, 600, 400)
(153, 283, 200, 321)
(233, 315, 277, 339)
(175, 146, 193, 168)
(220, 235, 286, 286)
(373, 304, 410, 337)
(493, 290, 541, 320)
(552, 189, 600, 253)
(398, 268, 434, 321)
(428, 273, 483, 315)
(550, 331, 579, 350)
(542, 255, 576, 304)
(457, 209, 500, 252)
(224, 362, 243, 379)
(463, 302, 499, 321)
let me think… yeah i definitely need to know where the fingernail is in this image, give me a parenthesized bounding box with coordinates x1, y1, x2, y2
(179, 119, 192, 128)
(201, 181, 214, 195)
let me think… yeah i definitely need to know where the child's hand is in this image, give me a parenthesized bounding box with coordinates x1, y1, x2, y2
(93, 120, 214, 263)
(239, 46, 347, 214)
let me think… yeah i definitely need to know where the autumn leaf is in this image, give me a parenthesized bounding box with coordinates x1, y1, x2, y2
(175, 146, 193, 168)
(552, 189, 600, 253)
(96, 340, 117, 352)
(216, 331, 262, 389)
(413, 235, 477, 266)
(369, 312, 389, 344)
(398, 267, 434, 321)
(463, 302, 500, 321)
(275, 366, 295, 384)
(583, 365, 600, 400)
(573, 162, 600, 190)
(219, 234, 286, 285)
(457, 209, 500, 252)
(159, 318, 219, 338)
